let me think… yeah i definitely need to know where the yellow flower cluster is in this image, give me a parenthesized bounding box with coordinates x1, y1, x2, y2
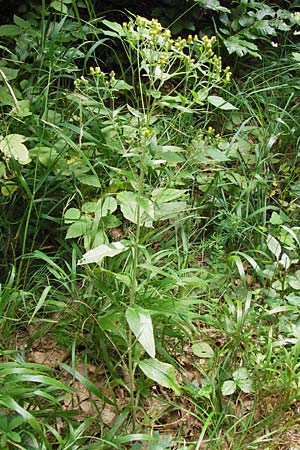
(202, 35, 217, 55)
(74, 75, 89, 87)
(89, 66, 102, 75)
(106, 17, 231, 85)
(224, 65, 232, 82)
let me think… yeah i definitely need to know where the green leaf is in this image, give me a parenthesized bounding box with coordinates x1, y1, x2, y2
(267, 234, 281, 260)
(102, 19, 125, 36)
(208, 96, 238, 110)
(0, 25, 22, 36)
(288, 276, 300, 291)
(0, 134, 30, 164)
(111, 80, 133, 91)
(117, 191, 154, 227)
(78, 174, 101, 187)
(270, 212, 283, 225)
(0, 86, 16, 106)
(232, 367, 249, 381)
(224, 36, 261, 58)
(66, 218, 90, 239)
(192, 342, 215, 358)
(12, 99, 31, 118)
(64, 208, 81, 223)
(253, 20, 276, 36)
(285, 294, 300, 306)
(30, 146, 59, 166)
(221, 380, 236, 396)
(0, 67, 19, 80)
(50, 1, 68, 14)
(139, 358, 181, 395)
(154, 201, 187, 221)
(7, 431, 21, 443)
(195, 0, 229, 12)
(239, 378, 253, 394)
(126, 307, 155, 358)
(13, 15, 31, 29)
(152, 188, 185, 203)
(292, 52, 300, 62)
(103, 214, 122, 228)
(96, 197, 117, 219)
(78, 241, 128, 265)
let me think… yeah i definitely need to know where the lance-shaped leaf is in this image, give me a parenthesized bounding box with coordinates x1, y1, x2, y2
(208, 95, 238, 110)
(139, 358, 181, 395)
(126, 306, 155, 358)
(78, 241, 128, 265)
(267, 234, 281, 260)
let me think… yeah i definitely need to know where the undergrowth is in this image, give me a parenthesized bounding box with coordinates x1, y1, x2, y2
(0, 1, 300, 449)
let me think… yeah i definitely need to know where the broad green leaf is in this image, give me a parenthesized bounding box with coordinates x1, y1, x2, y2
(288, 276, 300, 291)
(66, 218, 90, 239)
(102, 19, 125, 36)
(126, 306, 155, 358)
(208, 95, 238, 110)
(221, 380, 236, 396)
(12, 99, 31, 118)
(139, 358, 181, 395)
(196, 0, 229, 12)
(292, 52, 300, 62)
(114, 273, 131, 287)
(239, 378, 253, 394)
(267, 234, 281, 260)
(78, 174, 101, 187)
(270, 212, 283, 225)
(64, 208, 81, 223)
(50, 1, 68, 14)
(286, 294, 300, 306)
(7, 431, 21, 442)
(154, 201, 187, 221)
(30, 145, 59, 166)
(192, 342, 214, 358)
(0, 67, 19, 80)
(224, 36, 261, 58)
(1, 182, 17, 196)
(82, 201, 97, 214)
(192, 87, 209, 103)
(0, 86, 15, 105)
(96, 197, 117, 219)
(117, 191, 154, 227)
(0, 134, 30, 164)
(111, 80, 133, 91)
(84, 228, 107, 250)
(0, 25, 22, 36)
(232, 367, 249, 381)
(253, 20, 276, 36)
(154, 151, 185, 165)
(78, 241, 128, 265)
(199, 148, 229, 163)
(152, 188, 185, 203)
(13, 15, 31, 29)
(103, 214, 122, 228)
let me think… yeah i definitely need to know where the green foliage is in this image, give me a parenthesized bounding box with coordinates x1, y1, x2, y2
(1, 1, 300, 448)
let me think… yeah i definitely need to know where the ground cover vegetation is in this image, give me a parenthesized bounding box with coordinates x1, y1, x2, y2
(1, 0, 300, 448)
